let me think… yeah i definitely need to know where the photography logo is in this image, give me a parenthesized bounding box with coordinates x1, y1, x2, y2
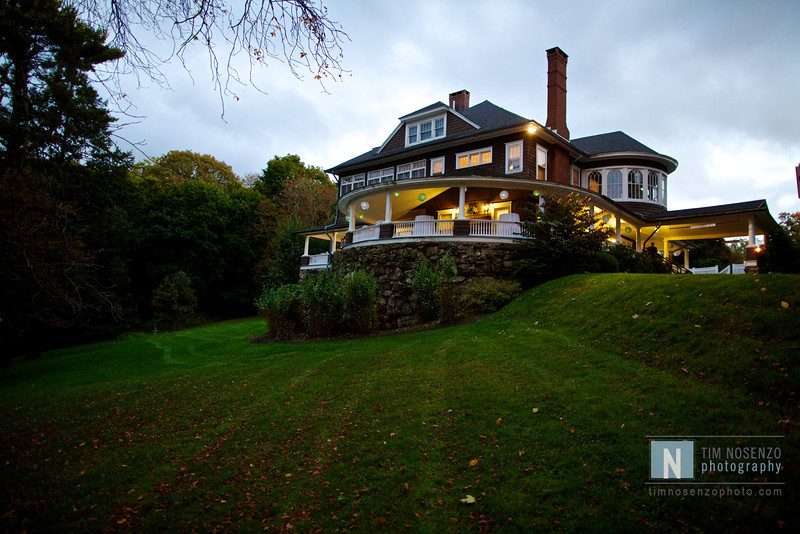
(650, 440, 694, 479)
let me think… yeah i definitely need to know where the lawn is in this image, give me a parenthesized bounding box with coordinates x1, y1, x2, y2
(1, 274, 798, 531)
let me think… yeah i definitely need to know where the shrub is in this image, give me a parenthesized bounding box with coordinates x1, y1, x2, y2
(607, 244, 671, 273)
(255, 284, 301, 340)
(299, 270, 345, 337)
(460, 277, 522, 313)
(344, 269, 378, 334)
(436, 253, 460, 325)
(151, 271, 198, 325)
(412, 260, 441, 323)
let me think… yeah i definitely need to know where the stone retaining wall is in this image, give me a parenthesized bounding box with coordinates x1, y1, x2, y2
(332, 241, 523, 328)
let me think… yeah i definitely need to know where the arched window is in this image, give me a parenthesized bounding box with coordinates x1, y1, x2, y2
(588, 171, 602, 193)
(647, 171, 659, 202)
(607, 169, 622, 199)
(628, 169, 643, 199)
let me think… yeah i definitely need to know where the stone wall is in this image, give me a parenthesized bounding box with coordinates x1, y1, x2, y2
(332, 240, 523, 329)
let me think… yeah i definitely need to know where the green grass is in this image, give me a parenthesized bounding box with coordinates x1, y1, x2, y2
(1, 274, 798, 531)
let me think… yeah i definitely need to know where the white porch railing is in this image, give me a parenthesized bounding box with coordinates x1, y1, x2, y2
(307, 253, 331, 266)
(393, 219, 455, 237)
(347, 219, 526, 244)
(469, 220, 522, 237)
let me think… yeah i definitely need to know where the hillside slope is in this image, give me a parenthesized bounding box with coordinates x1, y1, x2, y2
(1, 274, 798, 531)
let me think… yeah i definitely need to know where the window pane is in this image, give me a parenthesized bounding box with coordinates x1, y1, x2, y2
(470, 153, 479, 166)
(458, 155, 468, 168)
(628, 170, 643, 199)
(481, 150, 491, 164)
(434, 118, 444, 137)
(607, 170, 622, 198)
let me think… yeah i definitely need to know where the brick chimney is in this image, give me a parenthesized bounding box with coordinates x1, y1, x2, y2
(449, 90, 470, 112)
(545, 47, 570, 139)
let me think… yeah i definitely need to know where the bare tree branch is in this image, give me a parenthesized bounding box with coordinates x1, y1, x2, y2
(68, 0, 350, 115)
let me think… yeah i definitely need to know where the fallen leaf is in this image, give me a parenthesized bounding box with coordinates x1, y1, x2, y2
(761, 287, 767, 292)
(495, 417, 503, 426)
(632, 314, 639, 319)
(460, 495, 476, 504)
(645, 301, 652, 306)
(116, 518, 127, 525)
(781, 301, 789, 309)
(532, 407, 539, 413)
(469, 459, 479, 467)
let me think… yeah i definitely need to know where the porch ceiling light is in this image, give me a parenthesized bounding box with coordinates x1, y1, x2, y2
(418, 193, 427, 201)
(360, 201, 369, 210)
(499, 190, 509, 200)
(624, 226, 632, 234)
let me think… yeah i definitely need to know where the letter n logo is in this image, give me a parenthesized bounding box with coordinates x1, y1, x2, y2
(650, 440, 694, 479)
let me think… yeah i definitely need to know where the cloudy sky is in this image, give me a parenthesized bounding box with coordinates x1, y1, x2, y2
(112, 0, 800, 215)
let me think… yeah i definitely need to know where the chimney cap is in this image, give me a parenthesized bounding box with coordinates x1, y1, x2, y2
(545, 46, 569, 59)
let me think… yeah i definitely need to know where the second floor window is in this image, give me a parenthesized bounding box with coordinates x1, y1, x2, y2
(397, 160, 426, 180)
(340, 174, 365, 195)
(456, 147, 492, 169)
(367, 167, 394, 185)
(406, 115, 446, 147)
(430, 157, 444, 176)
(607, 169, 622, 199)
(588, 171, 602, 193)
(647, 171, 660, 202)
(536, 145, 548, 180)
(505, 141, 523, 174)
(628, 169, 644, 199)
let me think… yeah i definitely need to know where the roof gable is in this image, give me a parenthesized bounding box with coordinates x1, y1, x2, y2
(571, 131, 658, 155)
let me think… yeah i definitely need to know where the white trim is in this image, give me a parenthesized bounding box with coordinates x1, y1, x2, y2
(399, 105, 481, 129)
(505, 140, 523, 174)
(376, 122, 403, 154)
(456, 146, 493, 169)
(430, 156, 445, 176)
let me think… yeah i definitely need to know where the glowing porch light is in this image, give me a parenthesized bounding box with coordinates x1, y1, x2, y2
(499, 190, 509, 200)
(526, 121, 537, 134)
(394, 191, 400, 197)
(624, 226, 632, 234)
(755, 245, 762, 253)
(360, 201, 369, 210)
(418, 193, 427, 201)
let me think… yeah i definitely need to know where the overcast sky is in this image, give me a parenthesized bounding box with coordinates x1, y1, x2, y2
(112, 0, 800, 215)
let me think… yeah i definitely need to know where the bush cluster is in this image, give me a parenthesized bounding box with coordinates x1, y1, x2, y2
(460, 277, 522, 313)
(256, 268, 378, 340)
(606, 244, 671, 274)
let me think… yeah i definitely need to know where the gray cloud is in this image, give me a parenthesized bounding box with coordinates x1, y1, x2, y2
(110, 0, 800, 214)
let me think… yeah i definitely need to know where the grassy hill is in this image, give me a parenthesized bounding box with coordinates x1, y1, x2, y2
(1, 274, 798, 531)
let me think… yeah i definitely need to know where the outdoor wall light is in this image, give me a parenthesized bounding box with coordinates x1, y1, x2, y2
(418, 193, 427, 201)
(499, 190, 509, 200)
(482, 204, 489, 212)
(526, 121, 537, 134)
(360, 201, 369, 210)
(755, 245, 762, 253)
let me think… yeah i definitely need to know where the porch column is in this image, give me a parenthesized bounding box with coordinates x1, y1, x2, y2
(588, 204, 595, 231)
(303, 235, 310, 256)
(748, 216, 756, 246)
(385, 192, 393, 222)
(615, 215, 622, 242)
(683, 248, 690, 270)
(635, 227, 642, 252)
(458, 187, 466, 219)
(348, 204, 355, 231)
(330, 232, 337, 254)
(662, 237, 669, 258)
(539, 195, 546, 216)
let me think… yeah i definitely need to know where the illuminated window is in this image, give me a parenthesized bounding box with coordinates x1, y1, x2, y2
(397, 160, 426, 180)
(406, 115, 447, 147)
(607, 170, 622, 199)
(647, 171, 659, 202)
(588, 171, 602, 193)
(628, 169, 644, 199)
(505, 141, 523, 174)
(456, 147, 492, 169)
(431, 156, 445, 176)
(536, 145, 548, 180)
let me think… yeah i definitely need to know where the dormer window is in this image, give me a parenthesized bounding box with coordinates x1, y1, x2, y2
(406, 115, 446, 147)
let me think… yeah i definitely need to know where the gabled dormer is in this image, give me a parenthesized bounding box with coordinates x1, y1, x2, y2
(377, 91, 481, 154)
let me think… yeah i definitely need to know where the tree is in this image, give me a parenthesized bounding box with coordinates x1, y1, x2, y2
(516, 194, 617, 285)
(134, 150, 240, 188)
(255, 153, 330, 198)
(0, 0, 134, 355)
(67, 0, 349, 108)
(778, 212, 800, 246)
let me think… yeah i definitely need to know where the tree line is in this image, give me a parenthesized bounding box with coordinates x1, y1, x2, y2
(0, 1, 336, 357)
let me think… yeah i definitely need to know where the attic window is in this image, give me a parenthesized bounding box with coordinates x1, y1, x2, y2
(406, 115, 446, 147)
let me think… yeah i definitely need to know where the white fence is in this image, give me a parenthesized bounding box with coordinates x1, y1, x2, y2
(689, 263, 746, 275)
